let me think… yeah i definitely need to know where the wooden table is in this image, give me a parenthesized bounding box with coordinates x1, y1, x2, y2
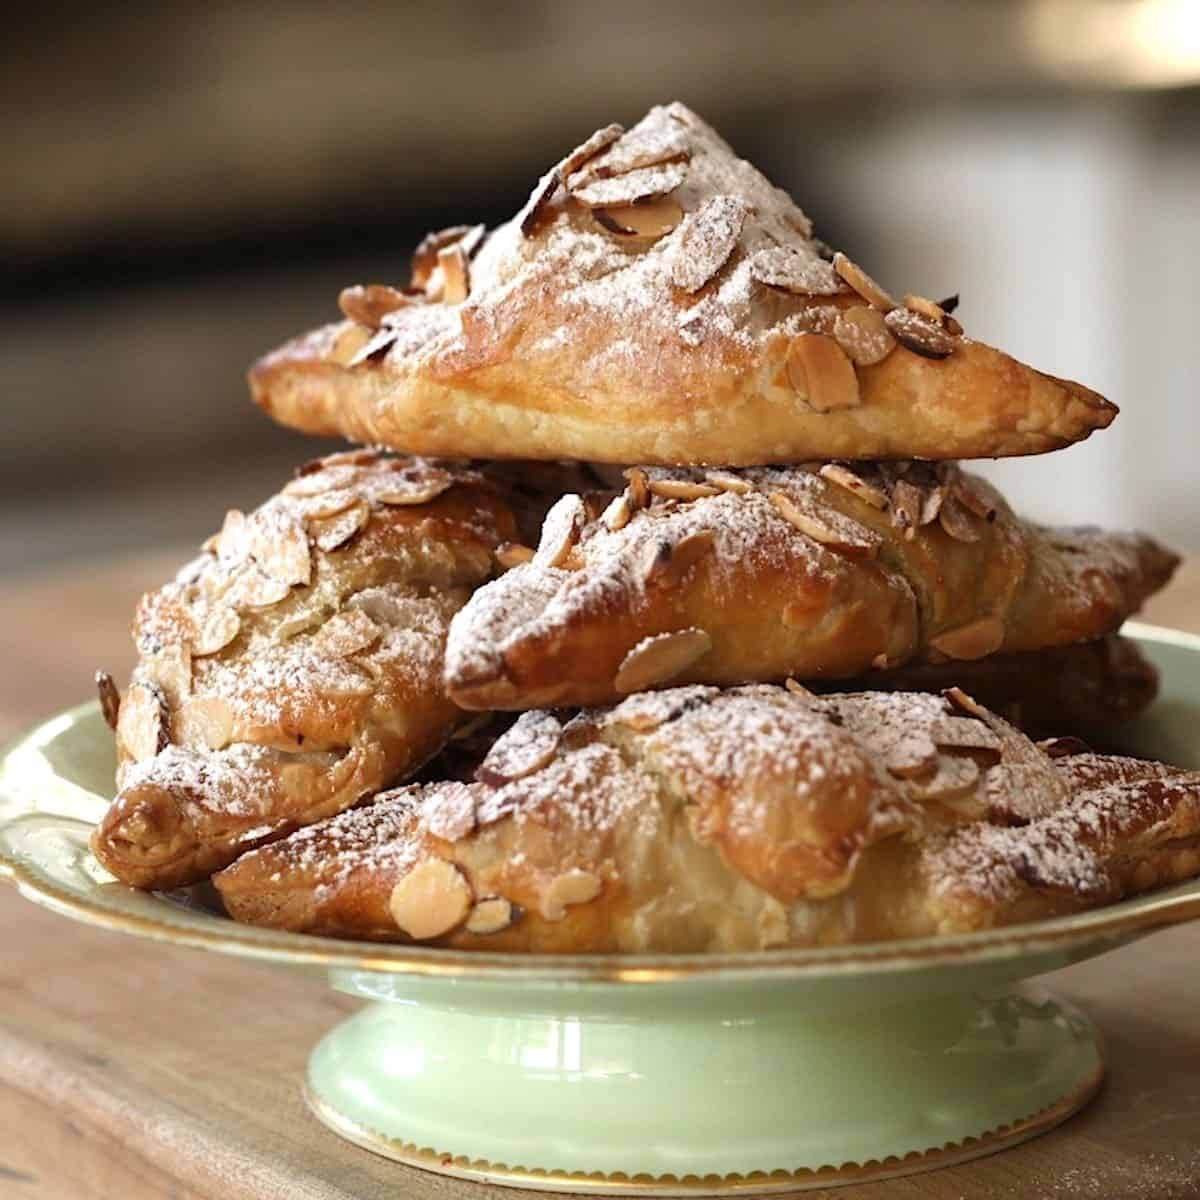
(2, 550, 1200, 1199)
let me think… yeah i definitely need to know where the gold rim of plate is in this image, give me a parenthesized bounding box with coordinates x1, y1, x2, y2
(2, 621, 1199, 984)
(302, 1062, 1105, 1195)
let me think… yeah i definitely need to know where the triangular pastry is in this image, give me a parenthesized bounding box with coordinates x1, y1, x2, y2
(250, 103, 1115, 465)
(91, 450, 518, 889)
(213, 686, 1200, 950)
(442, 463, 1177, 709)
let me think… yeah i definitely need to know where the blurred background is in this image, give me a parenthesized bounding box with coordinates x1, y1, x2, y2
(2, 0, 1198, 716)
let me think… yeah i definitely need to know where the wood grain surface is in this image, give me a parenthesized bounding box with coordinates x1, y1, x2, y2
(2, 548, 1199, 1199)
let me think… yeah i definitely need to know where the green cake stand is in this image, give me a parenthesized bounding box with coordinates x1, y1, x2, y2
(2, 622, 1199, 1193)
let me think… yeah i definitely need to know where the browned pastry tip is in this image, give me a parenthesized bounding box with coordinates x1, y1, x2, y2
(91, 451, 523, 891)
(442, 463, 1177, 711)
(249, 103, 1115, 465)
(214, 685, 1200, 950)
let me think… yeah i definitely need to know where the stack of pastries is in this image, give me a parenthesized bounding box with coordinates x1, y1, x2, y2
(91, 104, 1200, 952)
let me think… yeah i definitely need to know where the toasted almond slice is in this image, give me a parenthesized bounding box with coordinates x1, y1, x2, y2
(567, 123, 689, 186)
(938, 497, 981, 543)
(438, 243, 470, 304)
(175, 697, 234, 751)
(784, 678, 816, 698)
(818, 463, 888, 510)
(314, 609, 381, 657)
(215, 509, 251, 562)
(389, 860, 473, 940)
(943, 686, 993, 721)
(118, 681, 169, 762)
(572, 161, 688, 208)
(615, 628, 711, 694)
(191, 605, 240, 657)
(230, 567, 292, 609)
(884, 309, 957, 359)
(535, 494, 588, 569)
(476, 711, 562, 785)
(557, 123, 624, 179)
(252, 515, 312, 587)
(646, 478, 721, 501)
(593, 197, 684, 240)
(310, 499, 370, 552)
(833, 305, 897, 367)
(785, 334, 861, 412)
(625, 468, 650, 510)
(891, 479, 924, 542)
(517, 169, 561, 237)
(1038, 735, 1092, 760)
(931, 716, 1002, 754)
(328, 323, 372, 365)
(423, 781, 478, 843)
(465, 896, 520, 935)
(602, 493, 633, 532)
(832, 252, 895, 310)
(885, 732, 939, 780)
(704, 470, 754, 495)
(347, 325, 399, 367)
(670, 195, 748, 293)
(96, 670, 121, 731)
(952, 478, 997, 521)
(411, 225, 473, 289)
(920, 484, 947, 526)
(539, 869, 603, 922)
(298, 488, 358, 521)
(376, 470, 453, 506)
(495, 542, 535, 570)
(642, 529, 716, 587)
(750, 247, 845, 295)
(930, 617, 1006, 661)
(337, 284, 416, 329)
(904, 293, 948, 324)
(770, 491, 880, 559)
(284, 464, 361, 498)
(909, 753, 982, 803)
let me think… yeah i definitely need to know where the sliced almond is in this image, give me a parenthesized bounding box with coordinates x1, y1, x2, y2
(539, 869, 603, 922)
(517, 169, 561, 237)
(495, 542, 535, 569)
(438, 243, 470, 304)
(476, 711, 562, 785)
(284, 464, 361, 498)
(465, 896, 520, 936)
(534, 494, 587, 569)
(572, 161, 688, 209)
(884, 309, 956, 359)
(389, 860, 473, 940)
(704, 470, 754, 495)
(96, 670, 121, 732)
(920, 484, 947, 526)
(411, 225, 474, 289)
(952, 478, 997, 521)
(230, 567, 292, 609)
(310, 499, 370, 552)
(784, 678, 816, 698)
(423, 781, 478, 843)
(347, 325, 399, 367)
(832, 305, 897, 367)
(770, 491, 880, 559)
(328, 323, 372, 365)
(1038, 735, 1092, 760)
(298, 488, 358, 521)
(904, 294, 948, 324)
(251, 515, 312, 587)
(191, 605, 240, 657)
(646, 478, 720, 502)
(832, 252, 895, 310)
(938, 497, 981, 543)
(593, 197, 684, 240)
(118, 681, 169, 762)
(147, 643, 192, 705)
(909, 753, 981, 803)
(175, 697, 234, 751)
(943, 686, 993, 722)
(338, 284, 417, 329)
(819, 463, 888, 510)
(615, 628, 711, 694)
(891, 479, 924, 542)
(930, 617, 1006, 662)
(625, 468, 650, 510)
(786, 334, 861, 412)
(641, 529, 716, 587)
(602, 493, 633, 532)
(885, 732, 939, 780)
(314, 609, 381, 657)
(567, 123, 689, 186)
(216, 509, 251, 562)
(670, 195, 748, 293)
(557, 123, 624, 179)
(375, 469, 453, 506)
(750, 247, 845, 296)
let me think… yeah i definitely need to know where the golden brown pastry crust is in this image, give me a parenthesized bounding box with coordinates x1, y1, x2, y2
(844, 635, 1158, 742)
(442, 463, 1178, 709)
(91, 450, 518, 890)
(249, 104, 1114, 465)
(213, 686, 1200, 950)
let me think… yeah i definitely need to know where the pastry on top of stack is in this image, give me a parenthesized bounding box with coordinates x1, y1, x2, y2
(93, 103, 1197, 951)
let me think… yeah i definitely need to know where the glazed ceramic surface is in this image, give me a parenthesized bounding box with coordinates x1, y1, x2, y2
(1, 623, 1197, 1190)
